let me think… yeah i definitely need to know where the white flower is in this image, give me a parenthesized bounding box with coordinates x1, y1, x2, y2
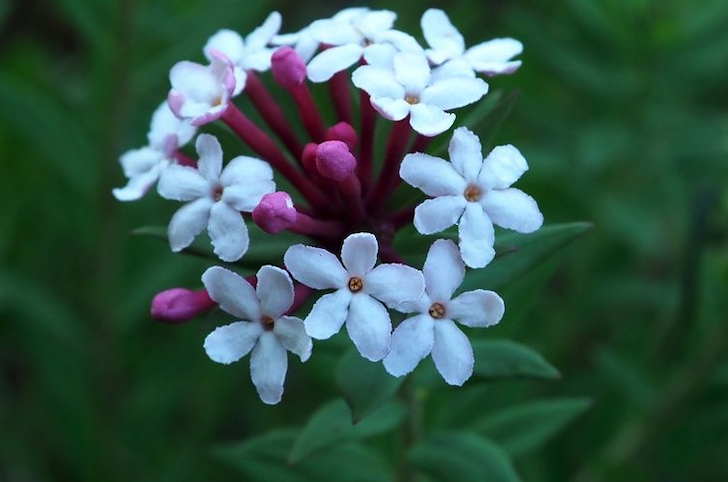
(157, 134, 275, 261)
(400, 127, 543, 268)
(352, 49, 488, 136)
(421, 8, 523, 77)
(384, 239, 504, 385)
(113, 102, 197, 202)
(202, 265, 312, 405)
(203, 12, 282, 95)
(167, 51, 236, 126)
(283, 232, 425, 361)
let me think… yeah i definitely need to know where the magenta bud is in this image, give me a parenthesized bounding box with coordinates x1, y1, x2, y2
(301, 142, 318, 173)
(252, 191, 298, 234)
(271, 47, 307, 90)
(326, 122, 358, 150)
(315, 140, 356, 182)
(151, 288, 215, 323)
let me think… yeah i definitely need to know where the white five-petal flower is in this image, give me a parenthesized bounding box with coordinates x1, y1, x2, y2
(157, 134, 275, 261)
(203, 12, 282, 95)
(384, 239, 504, 385)
(113, 102, 197, 202)
(352, 49, 488, 137)
(421, 8, 523, 77)
(400, 127, 543, 268)
(202, 265, 312, 405)
(284, 232, 425, 361)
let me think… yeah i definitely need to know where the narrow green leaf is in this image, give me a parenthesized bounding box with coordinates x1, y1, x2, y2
(472, 339, 560, 380)
(472, 398, 592, 457)
(409, 432, 522, 482)
(336, 348, 405, 423)
(288, 399, 406, 464)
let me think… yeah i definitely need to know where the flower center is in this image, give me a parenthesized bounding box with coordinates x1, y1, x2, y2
(212, 184, 224, 202)
(348, 276, 364, 293)
(464, 184, 482, 202)
(428, 302, 446, 319)
(405, 95, 420, 105)
(261, 315, 275, 331)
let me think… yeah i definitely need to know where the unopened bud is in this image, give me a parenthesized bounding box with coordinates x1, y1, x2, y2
(151, 288, 215, 323)
(271, 47, 307, 90)
(326, 122, 358, 150)
(315, 140, 356, 182)
(252, 191, 298, 234)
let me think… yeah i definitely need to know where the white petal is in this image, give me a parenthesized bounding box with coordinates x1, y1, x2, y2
(332, 7, 370, 23)
(465, 38, 523, 75)
(448, 290, 505, 328)
(383, 315, 435, 377)
(346, 294, 391, 361)
(448, 127, 483, 183)
(119, 146, 164, 177)
(477, 144, 528, 189)
(341, 232, 378, 277)
(256, 265, 294, 319)
(245, 11, 282, 52)
(365, 264, 425, 305)
(430, 59, 476, 82)
(204, 321, 262, 364)
(294, 35, 319, 63)
(421, 9, 465, 62)
(458, 203, 495, 269)
(304, 289, 352, 339)
(421, 77, 488, 110)
(157, 165, 209, 201)
(195, 134, 223, 182)
(250, 332, 288, 405)
(432, 319, 473, 386)
(399, 152, 466, 197)
(308, 19, 361, 45)
(307, 44, 364, 82)
(208, 201, 249, 262)
(356, 10, 397, 38)
(409, 103, 455, 137)
(204, 29, 245, 64)
(352, 65, 403, 99)
(423, 239, 464, 302)
(480, 188, 543, 233)
(148, 102, 196, 149)
(222, 182, 275, 212)
(393, 51, 431, 94)
(241, 48, 275, 72)
(413, 196, 466, 235)
(274, 316, 312, 362)
(391, 292, 431, 316)
(370, 97, 411, 121)
(112, 165, 164, 202)
(169, 61, 220, 104)
(284, 245, 348, 290)
(202, 265, 262, 320)
(372, 30, 423, 53)
(220, 155, 274, 185)
(362, 43, 396, 69)
(168, 197, 213, 252)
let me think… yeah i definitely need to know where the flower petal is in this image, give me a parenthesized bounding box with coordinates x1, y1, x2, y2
(341, 232, 378, 277)
(346, 294, 391, 361)
(245, 11, 282, 52)
(421, 8, 465, 63)
(477, 144, 528, 190)
(430, 59, 476, 82)
(201, 265, 261, 320)
(168, 197, 213, 252)
(365, 264, 425, 305)
(480, 188, 543, 233)
(409, 103, 455, 137)
(284, 244, 348, 290)
(383, 314, 435, 377)
(220, 155, 273, 184)
(157, 165, 209, 201)
(420, 77, 488, 111)
(274, 315, 312, 362)
(423, 239, 464, 302)
(195, 134, 223, 182)
(304, 289, 352, 339)
(458, 203, 495, 268)
(413, 196, 466, 235)
(356, 10, 396, 39)
(307, 44, 363, 82)
(399, 152, 466, 197)
(464, 38, 523, 76)
(352, 65, 403, 99)
(148, 102, 197, 150)
(393, 50, 431, 94)
(208, 201, 249, 262)
(204, 29, 245, 64)
(370, 97, 411, 121)
(448, 290, 505, 328)
(112, 164, 164, 202)
(222, 182, 275, 212)
(169, 61, 220, 104)
(432, 319, 474, 386)
(308, 19, 362, 45)
(250, 332, 288, 405)
(204, 321, 262, 364)
(256, 265, 294, 318)
(448, 127, 483, 183)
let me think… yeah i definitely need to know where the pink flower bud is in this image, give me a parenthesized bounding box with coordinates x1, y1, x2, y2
(151, 288, 215, 323)
(315, 140, 356, 182)
(252, 191, 298, 234)
(271, 47, 307, 90)
(326, 122, 358, 150)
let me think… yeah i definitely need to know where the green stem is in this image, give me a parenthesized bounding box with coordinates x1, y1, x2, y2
(396, 375, 421, 482)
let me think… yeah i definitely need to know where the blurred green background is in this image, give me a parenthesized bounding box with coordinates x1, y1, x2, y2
(1, 0, 727, 480)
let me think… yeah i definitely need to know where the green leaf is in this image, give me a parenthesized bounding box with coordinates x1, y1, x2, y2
(336, 348, 405, 423)
(472, 339, 560, 380)
(217, 430, 392, 482)
(472, 398, 592, 457)
(409, 432, 521, 482)
(288, 399, 406, 464)
(461, 222, 593, 292)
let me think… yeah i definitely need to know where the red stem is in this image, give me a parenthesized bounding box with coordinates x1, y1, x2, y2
(390, 206, 415, 230)
(292, 84, 327, 142)
(367, 118, 412, 214)
(329, 71, 352, 125)
(291, 212, 347, 239)
(409, 134, 432, 154)
(358, 91, 376, 194)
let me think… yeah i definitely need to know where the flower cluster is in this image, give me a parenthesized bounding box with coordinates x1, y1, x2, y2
(116, 8, 542, 404)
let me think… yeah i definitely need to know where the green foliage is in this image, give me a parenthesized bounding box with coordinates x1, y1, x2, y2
(471, 339, 561, 380)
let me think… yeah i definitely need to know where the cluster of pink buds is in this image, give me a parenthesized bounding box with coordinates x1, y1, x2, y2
(115, 8, 543, 404)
